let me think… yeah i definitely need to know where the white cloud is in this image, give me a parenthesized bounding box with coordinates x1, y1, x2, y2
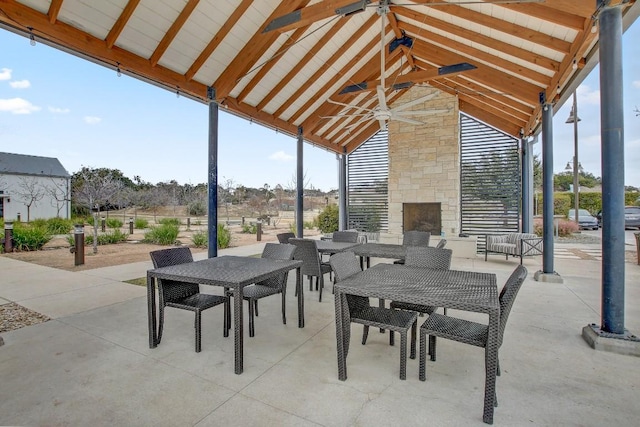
(0, 97, 41, 114)
(83, 116, 102, 124)
(633, 80, 640, 89)
(48, 106, 70, 114)
(577, 84, 600, 106)
(269, 150, 294, 162)
(9, 79, 30, 89)
(0, 68, 11, 80)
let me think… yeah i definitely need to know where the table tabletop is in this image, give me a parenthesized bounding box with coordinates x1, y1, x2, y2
(351, 243, 406, 260)
(315, 240, 362, 254)
(333, 264, 498, 424)
(147, 255, 302, 375)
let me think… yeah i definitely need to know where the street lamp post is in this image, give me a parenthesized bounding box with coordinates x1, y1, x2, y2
(566, 91, 581, 224)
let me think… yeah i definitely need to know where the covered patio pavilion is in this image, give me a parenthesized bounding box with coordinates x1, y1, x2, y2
(1, 0, 639, 421)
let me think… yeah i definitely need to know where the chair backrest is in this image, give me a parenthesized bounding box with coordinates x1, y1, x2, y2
(329, 251, 361, 282)
(497, 265, 528, 346)
(289, 238, 322, 276)
(277, 232, 295, 243)
(404, 246, 452, 270)
(258, 243, 297, 289)
(402, 230, 431, 247)
(149, 247, 198, 301)
(435, 239, 447, 249)
(332, 231, 359, 243)
(329, 251, 370, 312)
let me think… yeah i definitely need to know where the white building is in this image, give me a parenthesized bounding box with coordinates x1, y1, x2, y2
(0, 152, 71, 221)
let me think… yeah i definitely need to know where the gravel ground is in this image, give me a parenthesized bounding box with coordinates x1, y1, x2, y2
(0, 302, 51, 333)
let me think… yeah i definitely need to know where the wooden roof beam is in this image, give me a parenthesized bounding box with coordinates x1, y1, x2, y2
(47, 0, 63, 24)
(150, 0, 200, 67)
(106, 0, 141, 49)
(213, 0, 309, 101)
(185, 0, 254, 81)
(256, 18, 350, 112)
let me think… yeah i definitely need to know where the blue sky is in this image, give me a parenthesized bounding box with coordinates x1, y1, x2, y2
(1, 19, 639, 190)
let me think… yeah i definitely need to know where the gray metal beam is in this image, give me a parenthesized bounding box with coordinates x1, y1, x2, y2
(338, 151, 347, 230)
(207, 87, 218, 258)
(599, 3, 625, 334)
(296, 126, 304, 238)
(541, 97, 555, 274)
(521, 136, 533, 233)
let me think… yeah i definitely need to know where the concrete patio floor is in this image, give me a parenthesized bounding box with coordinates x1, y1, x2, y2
(1, 240, 639, 426)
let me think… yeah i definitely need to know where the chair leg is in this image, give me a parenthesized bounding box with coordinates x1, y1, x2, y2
(254, 300, 259, 317)
(195, 310, 202, 353)
(223, 299, 229, 338)
(419, 328, 427, 381)
(399, 331, 407, 380)
(248, 298, 255, 338)
(281, 291, 287, 325)
(318, 275, 324, 302)
(362, 325, 370, 345)
(497, 358, 501, 376)
(410, 321, 417, 360)
(429, 335, 437, 361)
(158, 304, 165, 344)
(309, 276, 313, 291)
(389, 331, 395, 346)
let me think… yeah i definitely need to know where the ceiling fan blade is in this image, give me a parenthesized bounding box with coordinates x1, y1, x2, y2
(340, 62, 476, 94)
(263, 0, 369, 33)
(392, 92, 439, 112)
(327, 98, 375, 113)
(376, 85, 388, 110)
(345, 114, 375, 130)
(321, 112, 371, 119)
(393, 109, 450, 116)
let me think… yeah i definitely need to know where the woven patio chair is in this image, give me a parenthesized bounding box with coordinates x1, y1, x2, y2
(332, 230, 359, 243)
(226, 243, 296, 337)
(330, 251, 418, 380)
(394, 230, 431, 264)
(419, 265, 528, 384)
(289, 238, 333, 302)
(389, 246, 453, 341)
(435, 239, 447, 249)
(277, 232, 295, 243)
(149, 247, 229, 353)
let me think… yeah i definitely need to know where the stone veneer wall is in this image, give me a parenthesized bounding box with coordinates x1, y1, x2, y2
(386, 86, 460, 239)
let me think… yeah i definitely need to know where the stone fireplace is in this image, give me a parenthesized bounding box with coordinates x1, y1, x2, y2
(382, 86, 461, 243)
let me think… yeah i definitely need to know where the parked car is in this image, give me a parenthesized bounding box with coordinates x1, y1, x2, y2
(567, 209, 599, 230)
(595, 206, 640, 229)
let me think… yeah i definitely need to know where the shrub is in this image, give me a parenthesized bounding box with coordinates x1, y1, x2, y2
(97, 229, 128, 244)
(533, 218, 579, 237)
(11, 224, 52, 251)
(242, 223, 257, 234)
(106, 218, 123, 229)
(191, 231, 208, 248)
(159, 217, 180, 226)
(218, 223, 232, 249)
(304, 221, 315, 229)
(134, 218, 149, 229)
(188, 201, 206, 216)
(316, 204, 339, 233)
(29, 218, 48, 228)
(46, 217, 73, 234)
(143, 224, 180, 245)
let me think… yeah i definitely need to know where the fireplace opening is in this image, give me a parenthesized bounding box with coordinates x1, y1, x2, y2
(403, 203, 441, 236)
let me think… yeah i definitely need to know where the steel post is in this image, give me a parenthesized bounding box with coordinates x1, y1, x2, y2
(599, 4, 625, 334)
(296, 126, 304, 238)
(541, 98, 554, 273)
(207, 87, 219, 258)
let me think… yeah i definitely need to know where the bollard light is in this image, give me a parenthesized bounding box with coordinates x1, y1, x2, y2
(129, 217, 134, 234)
(101, 216, 106, 232)
(3, 221, 14, 253)
(73, 224, 85, 266)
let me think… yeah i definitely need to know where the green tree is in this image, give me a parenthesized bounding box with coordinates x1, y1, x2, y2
(316, 204, 339, 233)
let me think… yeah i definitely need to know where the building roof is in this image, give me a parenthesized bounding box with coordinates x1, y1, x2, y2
(1, 1, 638, 154)
(0, 152, 70, 178)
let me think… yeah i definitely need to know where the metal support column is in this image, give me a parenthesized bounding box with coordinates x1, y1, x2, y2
(338, 151, 347, 230)
(534, 92, 562, 283)
(599, 4, 625, 334)
(296, 126, 304, 238)
(207, 87, 219, 258)
(521, 136, 533, 233)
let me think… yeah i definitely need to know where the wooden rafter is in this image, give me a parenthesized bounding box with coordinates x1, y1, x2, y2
(106, 0, 140, 49)
(150, 0, 200, 67)
(212, 0, 309, 101)
(47, 0, 63, 24)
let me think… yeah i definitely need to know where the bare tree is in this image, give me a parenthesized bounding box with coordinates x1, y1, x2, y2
(218, 177, 235, 223)
(72, 167, 124, 254)
(16, 177, 45, 222)
(45, 178, 70, 218)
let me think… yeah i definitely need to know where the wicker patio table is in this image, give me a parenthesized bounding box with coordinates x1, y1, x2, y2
(352, 243, 406, 268)
(333, 264, 498, 424)
(315, 240, 362, 254)
(147, 255, 302, 374)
